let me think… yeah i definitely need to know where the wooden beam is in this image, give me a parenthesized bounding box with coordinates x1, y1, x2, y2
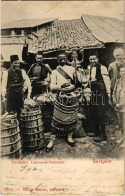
(44, 57, 57, 60)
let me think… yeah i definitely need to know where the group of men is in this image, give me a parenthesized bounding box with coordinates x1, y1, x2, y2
(1, 47, 124, 148)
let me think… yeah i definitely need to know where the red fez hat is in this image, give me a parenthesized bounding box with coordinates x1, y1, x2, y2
(89, 50, 98, 57)
(10, 55, 19, 63)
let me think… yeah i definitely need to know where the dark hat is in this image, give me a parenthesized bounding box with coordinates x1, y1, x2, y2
(10, 55, 19, 63)
(1, 54, 4, 60)
(36, 51, 43, 56)
(89, 50, 98, 57)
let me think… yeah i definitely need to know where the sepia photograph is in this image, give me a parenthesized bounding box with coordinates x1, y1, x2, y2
(0, 1, 124, 195)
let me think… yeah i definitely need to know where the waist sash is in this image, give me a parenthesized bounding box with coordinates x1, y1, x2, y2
(7, 83, 23, 92)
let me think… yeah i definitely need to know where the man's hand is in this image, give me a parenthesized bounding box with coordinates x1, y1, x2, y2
(45, 77, 50, 83)
(91, 79, 97, 82)
(2, 96, 6, 103)
(116, 103, 123, 109)
(42, 80, 49, 85)
(22, 88, 26, 93)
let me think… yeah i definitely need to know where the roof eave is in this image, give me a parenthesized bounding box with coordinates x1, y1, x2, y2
(1, 18, 58, 30)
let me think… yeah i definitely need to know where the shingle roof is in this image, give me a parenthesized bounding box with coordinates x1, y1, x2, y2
(1, 18, 57, 29)
(32, 19, 103, 52)
(81, 14, 124, 43)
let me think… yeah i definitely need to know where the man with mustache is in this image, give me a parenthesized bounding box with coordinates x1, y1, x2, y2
(50, 51, 77, 147)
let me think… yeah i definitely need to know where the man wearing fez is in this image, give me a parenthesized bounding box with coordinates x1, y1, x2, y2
(1, 55, 31, 118)
(27, 51, 52, 97)
(87, 50, 111, 142)
(50, 51, 76, 147)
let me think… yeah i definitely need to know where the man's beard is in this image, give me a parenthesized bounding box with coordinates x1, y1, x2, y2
(60, 63, 65, 66)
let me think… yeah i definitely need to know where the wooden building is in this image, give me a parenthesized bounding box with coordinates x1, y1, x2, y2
(29, 15, 124, 69)
(1, 18, 57, 67)
(1, 15, 124, 69)
(81, 15, 124, 67)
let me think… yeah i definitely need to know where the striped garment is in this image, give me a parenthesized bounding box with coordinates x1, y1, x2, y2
(53, 100, 78, 125)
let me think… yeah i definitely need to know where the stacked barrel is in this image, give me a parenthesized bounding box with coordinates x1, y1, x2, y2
(20, 102, 45, 151)
(1, 114, 22, 159)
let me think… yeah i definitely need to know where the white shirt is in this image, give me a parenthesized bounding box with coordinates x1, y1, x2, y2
(88, 65, 111, 95)
(1, 69, 32, 97)
(50, 65, 75, 90)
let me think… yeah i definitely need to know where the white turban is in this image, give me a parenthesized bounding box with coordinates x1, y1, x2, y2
(113, 48, 124, 57)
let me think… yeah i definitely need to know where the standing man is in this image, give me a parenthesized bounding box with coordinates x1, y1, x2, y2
(27, 51, 52, 97)
(108, 48, 124, 98)
(108, 48, 124, 127)
(87, 50, 111, 142)
(50, 51, 77, 147)
(1, 55, 31, 119)
(1, 54, 7, 114)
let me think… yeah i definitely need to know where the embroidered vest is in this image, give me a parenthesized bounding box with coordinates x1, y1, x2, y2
(7, 69, 23, 89)
(31, 63, 48, 81)
(90, 63, 103, 82)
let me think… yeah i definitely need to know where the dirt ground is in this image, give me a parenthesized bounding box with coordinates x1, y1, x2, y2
(23, 124, 124, 160)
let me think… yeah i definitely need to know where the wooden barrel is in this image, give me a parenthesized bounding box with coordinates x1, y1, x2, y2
(1, 118, 22, 159)
(4, 113, 17, 121)
(20, 108, 45, 150)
